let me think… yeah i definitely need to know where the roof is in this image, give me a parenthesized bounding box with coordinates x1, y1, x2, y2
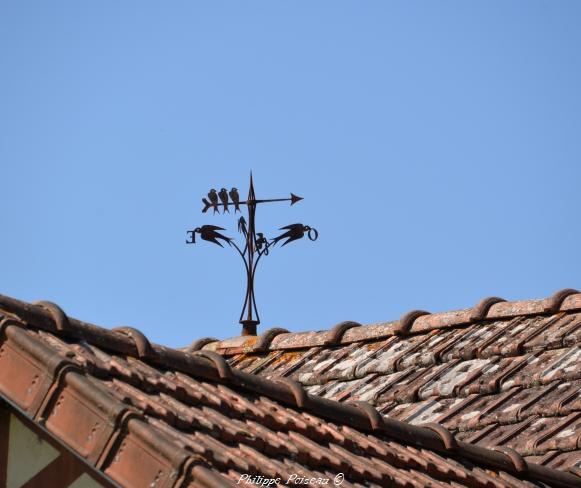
(0, 294, 580, 487)
(0, 398, 118, 487)
(201, 289, 581, 481)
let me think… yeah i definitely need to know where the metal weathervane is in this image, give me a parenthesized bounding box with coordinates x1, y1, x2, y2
(186, 173, 318, 336)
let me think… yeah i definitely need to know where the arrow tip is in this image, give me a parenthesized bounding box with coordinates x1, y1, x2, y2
(248, 171, 256, 201)
(290, 193, 303, 205)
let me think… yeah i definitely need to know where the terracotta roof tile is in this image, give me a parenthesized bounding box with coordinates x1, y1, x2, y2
(1, 294, 581, 487)
(204, 290, 581, 484)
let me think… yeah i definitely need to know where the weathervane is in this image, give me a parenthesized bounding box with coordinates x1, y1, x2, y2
(186, 173, 318, 336)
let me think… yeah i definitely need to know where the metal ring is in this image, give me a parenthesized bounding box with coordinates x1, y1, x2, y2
(308, 228, 319, 241)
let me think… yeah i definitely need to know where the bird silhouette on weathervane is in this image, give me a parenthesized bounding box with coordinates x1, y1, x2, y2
(229, 188, 241, 212)
(218, 188, 230, 213)
(203, 189, 219, 214)
(190, 225, 232, 247)
(271, 223, 318, 247)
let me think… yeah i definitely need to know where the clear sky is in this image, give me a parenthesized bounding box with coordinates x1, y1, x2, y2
(1, 2, 579, 347)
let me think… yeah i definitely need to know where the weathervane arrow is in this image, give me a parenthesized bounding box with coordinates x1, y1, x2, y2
(202, 191, 303, 212)
(187, 173, 317, 336)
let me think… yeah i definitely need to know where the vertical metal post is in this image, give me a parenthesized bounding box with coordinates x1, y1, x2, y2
(240, 174, 259, 335)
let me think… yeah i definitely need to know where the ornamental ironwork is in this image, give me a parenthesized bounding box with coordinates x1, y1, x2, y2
(187, 174, 318, 335)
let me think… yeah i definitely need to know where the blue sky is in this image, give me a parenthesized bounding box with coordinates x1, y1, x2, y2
(1, 2, 579, 347)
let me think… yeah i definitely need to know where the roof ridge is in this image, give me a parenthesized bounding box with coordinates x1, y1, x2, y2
(201, 289, 581, 354)
(1, 293, 580, 487)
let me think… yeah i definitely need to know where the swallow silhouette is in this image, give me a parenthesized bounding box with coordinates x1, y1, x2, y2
(218, 188, 230, 213)
(195, 225, 232, 247)
(271, 223, 311, 247)
(237, 216, 247, 236)
(229, 188, 241, 212)
(208, 189, 219, 214)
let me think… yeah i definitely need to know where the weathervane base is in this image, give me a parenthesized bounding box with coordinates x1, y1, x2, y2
(240, 320, 259, 336)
